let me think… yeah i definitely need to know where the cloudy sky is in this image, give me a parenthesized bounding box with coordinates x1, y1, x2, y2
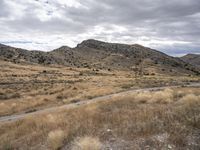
(0, 0, 200, 56)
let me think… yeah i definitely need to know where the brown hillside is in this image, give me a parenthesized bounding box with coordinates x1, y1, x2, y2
(0, 40, 199, 75)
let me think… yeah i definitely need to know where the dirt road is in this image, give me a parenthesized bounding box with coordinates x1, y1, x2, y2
(0, 82, 200, 124)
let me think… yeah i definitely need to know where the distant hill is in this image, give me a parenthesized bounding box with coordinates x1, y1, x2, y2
(181, 54, 200, 68)
(0, 39, 199, 75)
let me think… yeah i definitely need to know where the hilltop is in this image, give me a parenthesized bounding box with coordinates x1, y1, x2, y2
(0, 39, 199, 75)
(181, 54, 200, 68)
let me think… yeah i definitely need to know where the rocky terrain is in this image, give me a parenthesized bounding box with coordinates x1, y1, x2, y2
(181, 54, 200, 68)
(1, 39, 199, 76)
(0, 40, 200, 150)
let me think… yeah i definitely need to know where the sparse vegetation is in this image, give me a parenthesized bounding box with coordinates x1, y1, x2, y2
(179, 94, 199, 104)
(47, 129, 65, 150)
(0, 86, 200, 149)
(0, 11, 200, 150)
(178, 94, 200, 128)
(72, 136, 102, 150)
(0, 55, 200, 150)
(134, 88, 174, 104)
(1, 59, 199, 117)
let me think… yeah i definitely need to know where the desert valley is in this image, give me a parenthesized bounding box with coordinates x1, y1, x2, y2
(0, 40, 200, 149)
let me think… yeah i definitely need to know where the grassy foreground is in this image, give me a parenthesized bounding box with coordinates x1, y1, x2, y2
(0, 86, 200, 150)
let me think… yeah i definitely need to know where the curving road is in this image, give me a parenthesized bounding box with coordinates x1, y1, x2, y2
(0, 82, 200, 124)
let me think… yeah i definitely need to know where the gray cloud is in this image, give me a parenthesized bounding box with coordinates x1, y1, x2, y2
(0, 0, 10, 17)
(0, 0, 199, 56)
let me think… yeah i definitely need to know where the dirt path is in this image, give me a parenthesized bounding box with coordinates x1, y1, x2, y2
(0, 82, 200, 124)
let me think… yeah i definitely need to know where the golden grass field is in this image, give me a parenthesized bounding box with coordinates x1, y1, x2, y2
(0, 60, 200, 150)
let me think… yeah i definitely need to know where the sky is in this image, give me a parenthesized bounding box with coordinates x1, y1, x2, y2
(0, 0, 200, 56)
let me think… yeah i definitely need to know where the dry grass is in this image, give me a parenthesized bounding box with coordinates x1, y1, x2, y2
(179, 94, 199, 104)
(151, 88, 174, 103)
(134, 88, 174, 104)
(72, 136, 102, 150)
(177, 94, 200, 128)
(0, 60, 199, 116)
(134, 91, 152, 103)
(0, 60, 200, 149)
(47, 129, 65, 150)
(0, 87, 200, 149)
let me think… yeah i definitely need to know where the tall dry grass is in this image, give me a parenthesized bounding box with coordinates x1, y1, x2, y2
(47, 129, 65, 150)
(179, 94, 199, 104)
(177, 94, 200, 128)
(0, 87, 199, 149)
(134, 88, 174, 103)
(72, 136, 102, 150)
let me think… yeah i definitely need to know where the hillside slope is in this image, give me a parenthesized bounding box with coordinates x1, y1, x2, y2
(0, 40, 199, 75)
(74, 40, 199, 75)
(181, 54, 200, 67)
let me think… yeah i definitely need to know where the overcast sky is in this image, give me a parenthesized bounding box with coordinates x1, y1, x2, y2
(0, 0, 200, 56)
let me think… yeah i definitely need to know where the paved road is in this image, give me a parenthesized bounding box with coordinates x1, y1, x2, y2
(0, 82, 200, 124)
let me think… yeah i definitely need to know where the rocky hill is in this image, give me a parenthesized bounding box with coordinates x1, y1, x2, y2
(0, 39, 199, 75)
(181, 54, 200, 68)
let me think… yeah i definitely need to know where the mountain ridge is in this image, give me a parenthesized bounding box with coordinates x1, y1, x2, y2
(181, 54, 200, 68)
(0, 39, 199, 75)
